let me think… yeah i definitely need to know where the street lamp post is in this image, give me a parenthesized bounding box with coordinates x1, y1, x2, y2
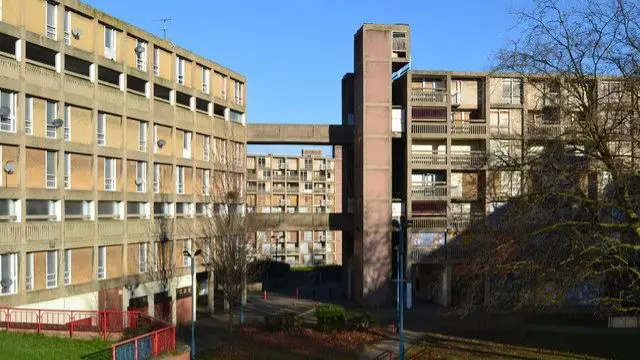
(392, 218, 412, 360)
(183, 249, 202, 360)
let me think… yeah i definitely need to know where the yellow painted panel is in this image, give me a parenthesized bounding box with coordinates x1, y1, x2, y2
(32, 97, 46, 138)
(97, 157, 104, 190)
(156, 125, 172, 156)
(106, 245, 122, 279)
(70, 106, 92, 144)
(183, 60, 192, 88)
(159, 48, 172, 80)
(1, 145, 19, 188)
(176, 130, 185, 157)
(127, 244, 139, 275)
(70, 153, 92, 190)
(25, 0, 46, 37)
(115, 158, 122, 191)
(213, 72, 225, 99)
(2, 0, 23, 26)
(33, 251, 47, 291)
(25, 148, 46, 189)
(126, 160, 137, 193)
(184, 167, 192, 194)
(125, 35, 137, 69)
(105, 114, 122, 148)
(158, 163, 172, 193)
(71, 247, 93, 284)
(69, 10, 94, 52)
(193, 134, 204, 161)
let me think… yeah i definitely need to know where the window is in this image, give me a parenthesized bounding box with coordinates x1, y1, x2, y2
(97, 247, 106, 279)
(63, 105, 70, 141)
(25, 253, 34, 291)
(153, 202, 172, 217)
(176, 166, 185, 194)
(64, 152, 70, 189)
(0, 89, 16, 132)
(0, 199, 17, 222)
(203, 136, 210, 161)
(135, 39, 147, 71)
(97, 113, 106, 145)
(195, 203, 205, 216)
(234, 80, 244, 105)
(26, 200, 57, 221)
(65, 200, 90, 220)
(127, 201, 147, 218)
(202, 67, 210, 94)
(138, 121, 147, 152)
(257, 157, 265, 168)
(98, 201, 121, 219)
(203, 169, 210, 195)
(501, 78, 522, 104)
(46, 150, 57, 188)
(135, 161, 146, 192)
(230, 110, 243, 123)
(0, 253, 18, 295)
(183, 239, 192, 267)
(45, 1, 57, 40)
(499, 171, 522, 197)
(176, 202, 191, 217)
(104, 158, 115, 191)
(63, 10, 71, 45)
(490, 110, 510, 135)
(304, 182, 312, 192)
(176, 57, 185, 85)
(153, 47, 159, 76)
(139, 243, 147, 273)
(64, 249, 71, 285)
(153, 163, 160, 193)
(104, 26, 116, 60)
(45, 100, 57, 138)
(183, 131, 192, 158)
(25, 96, 33, 135)
(46, 250, 57, 288)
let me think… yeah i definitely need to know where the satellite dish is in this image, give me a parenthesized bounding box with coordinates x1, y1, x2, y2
(0, 278, 12, 288)
(135, 178, 144, 185)
(134, 44, 145, 55)
(4, 161, 16, 174)
(157, 139, 166, 148)
(0, 107, 10, 119)
(71, 28, 82, 38)
(52, 118, 64, 128)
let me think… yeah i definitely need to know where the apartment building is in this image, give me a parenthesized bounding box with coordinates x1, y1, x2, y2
(339, 24, 628, 307)
(0, 0, 246, 323)
(246, 149, 342, 266)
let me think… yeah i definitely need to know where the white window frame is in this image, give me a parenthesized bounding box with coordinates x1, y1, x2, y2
(64, 152, 71, 189)
(0, 90, 16, 133)
(183, 131, 192, 158)
(63, 10, 71, 45)
(104, 158, 115, 191)
(153, 163, 160, 193)
(25, 253, 34, 291)
(25, 96, 33, 135)
(152, 124, 158, 153)
(203, 135, 210, 161)
(139, 243, 147, 273)
(490, 110, 511, 135)
(136, 39, 147, 71)
(97, 113, 106, 145)
(97, 246, 106, 279)
(45, 150, 57, 189)
(45, 1, 57, 40)
(64, 249, 71, 285)
(176, 166, 185, 194)
(203, 169, 210, 195)
(46, 250, 58, 289)
(202, 67, 210, 94)
(104, 26, 116, 60)
(501, 78, 522, 104)
(153, 47, 159, 76)
(176, 57, 185, 85)
(138, 121, 147, 152)
(45, 100, 57, 139)
(136, 161, 146, 192)
(183, 239, 192, 267)
(0, 253, 18, 295)
(63, 105, 70, 141)
(234, 80, 244, 105)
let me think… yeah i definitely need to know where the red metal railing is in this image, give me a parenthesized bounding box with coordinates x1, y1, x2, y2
(111, 324, 176, 360)
(372, 350, 393, 360)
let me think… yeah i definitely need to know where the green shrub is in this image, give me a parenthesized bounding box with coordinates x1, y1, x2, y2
(264, 311, 303, 332)
(315, 304, 345, 331)
(345, 310, 375, 330)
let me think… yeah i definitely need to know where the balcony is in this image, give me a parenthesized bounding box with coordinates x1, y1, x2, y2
(175, 106, 192, 128)
(247, 172, 257, 180)
(25, 63, 61, 90)
(527, 124, 578, 138)
(273, 187, 286, 193)
(412, 122, 447, 135)
(314, 175, 327, 182)
(450, 215, 484, 231)
(450, 151, 486, 167)
(411, 244, 463, 263)
(313, 187, 326, 193)
(0, 223, 20, 245)
(97, 220, 124, 239)
(451, 122, 487, 136)
(246, 185, 257, 193)
(272, 174, 286, 181)
(26, 223, 61, 243)
(411, 152, 447, 167)
(0, 55, 19, 80)
(64, 221, 94, 241)
(411, 217, 448, 229)
(128, 219, 150, 239)
(286, 186, 299, 193)
(392, 35, 407, 52)
(411, 181, 447, 198)
(411, 88, 447, 104)
(64, 74, 94, 98)
(96, 83, 124, 107)
(128, 92, 150, 113)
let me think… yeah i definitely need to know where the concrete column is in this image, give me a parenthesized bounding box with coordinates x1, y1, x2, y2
(147, 292, 155, 317)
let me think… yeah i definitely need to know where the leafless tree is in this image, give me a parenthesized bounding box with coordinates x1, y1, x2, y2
(456, 0, 640, 314)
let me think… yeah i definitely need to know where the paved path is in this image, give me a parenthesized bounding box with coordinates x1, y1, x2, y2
(359, 330, 423, 360)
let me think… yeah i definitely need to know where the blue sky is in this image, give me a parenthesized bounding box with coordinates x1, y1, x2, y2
(84, 0, 529, 156)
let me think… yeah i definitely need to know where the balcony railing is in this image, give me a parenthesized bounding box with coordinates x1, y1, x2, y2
(411, 244, 463, 263)
(412, 122, 447, 134)
(272, 187, 286, 193)
(450, 151, 486, 167)
(411, 217, 448, 229)
(527, 124, 578, 138)
(313, 187, 326, 193)
(411, 88, 447, 103)
(451, 122, 487, 135)
(272, 174, 286, 181)
(411, 182, 447, 198)
(247, 172, 257, 180)
(411, 152, 447, 167)
(392, 35, 407, 52)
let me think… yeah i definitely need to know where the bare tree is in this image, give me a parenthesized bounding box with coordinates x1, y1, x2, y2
(456, 0, 640, 314)
(195, 140, 266, 332)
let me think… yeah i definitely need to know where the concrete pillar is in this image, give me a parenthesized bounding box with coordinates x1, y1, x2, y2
(207, 269, 215, 316)
(147, 293, 155, 317)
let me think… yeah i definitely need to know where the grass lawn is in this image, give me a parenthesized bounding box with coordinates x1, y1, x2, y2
(0, 331, 111, 360)
(405, 330, 638, 360)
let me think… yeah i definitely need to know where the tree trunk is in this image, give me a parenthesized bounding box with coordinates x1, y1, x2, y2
(207, 269, 215, 317)
(228, 311, 234, 335)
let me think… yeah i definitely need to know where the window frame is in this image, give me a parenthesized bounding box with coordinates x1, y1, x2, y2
(139, 243, 147, 273)
(46, 250, 58, 289)
(138, 121, 147, 152)
(135, 161, 146, 192)
(104, 157, 116, 191)
(63, 104, 71, 141)
(25, 253, 34, 291)
(64, 152, 71, 189)
(183, 239, 192, 267)
(45, 150, 57, 189)
(0, 253, 18, 295)
(0, 90, 16, 133)
(97, 112, 106, 146)
(97, 246, 106, 279)
(63, 9, 71, 45)
(176, 57, 185, 85)
(25, 96, 33, 135)
(45, 100, 58, 139)
(45, 1, 57, 40)
(104, 26, 117, 60)
(64, 249, 71, 285)
(153, 47, 160, 76)
(176, 166, 185, 194)
(135, 39, 147, 71)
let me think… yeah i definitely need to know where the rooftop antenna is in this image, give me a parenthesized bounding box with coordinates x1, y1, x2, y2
(154, 18, 171, 40)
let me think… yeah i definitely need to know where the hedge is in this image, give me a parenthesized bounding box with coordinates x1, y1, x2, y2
(315, 304, 345, 331)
